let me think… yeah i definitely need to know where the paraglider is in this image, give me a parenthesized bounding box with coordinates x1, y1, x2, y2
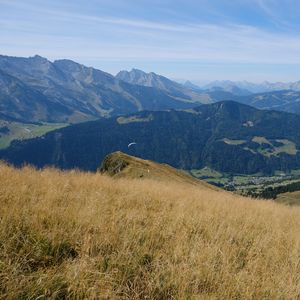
(128, 142, 137, 148)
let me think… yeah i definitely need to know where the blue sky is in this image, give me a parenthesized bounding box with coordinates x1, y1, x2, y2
(1, 0, 300, 83)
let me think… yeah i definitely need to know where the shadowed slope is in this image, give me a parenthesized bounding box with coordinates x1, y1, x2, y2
(3, 101, 300, 174)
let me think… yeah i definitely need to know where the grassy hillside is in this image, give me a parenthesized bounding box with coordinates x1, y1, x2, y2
(276, 191, 300, 206)
(1, 163, 300, 299)
(99, 151, 218, 191)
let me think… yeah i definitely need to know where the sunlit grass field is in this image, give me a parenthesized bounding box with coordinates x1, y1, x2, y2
(0, 121, 67, 149)
(1, 163, 300, 299)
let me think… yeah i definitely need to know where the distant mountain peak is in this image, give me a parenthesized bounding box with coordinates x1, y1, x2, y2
(117, 68, 161, 83)
(32, 54, 46, 59)
(29, 55, 50, 65)
(184, 80, 202, 91)
(204, 79, 300, 94)
(116, 68, 183, 91)
(53, 59, 85, 71)
(131, 68, 147, 74)
(116, 68, 215, 103)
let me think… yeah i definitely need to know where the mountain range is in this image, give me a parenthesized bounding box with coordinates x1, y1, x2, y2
(183, 79, 300, 114)
(232, 90, 300, 114)
(2, 53, 300, 165)
(114, 69, 300, 115)
(202, 80, 300, 94)
(2, 101, 300, 175)
(116, 68, 207, 101)
(2, 54, 300, 126)
(0, 55, 218, 124)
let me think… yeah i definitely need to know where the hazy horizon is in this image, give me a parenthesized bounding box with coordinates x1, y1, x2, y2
(2, 0, 300, 82)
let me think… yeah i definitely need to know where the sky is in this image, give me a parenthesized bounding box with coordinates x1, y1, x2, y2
(1, 0, 300, 83)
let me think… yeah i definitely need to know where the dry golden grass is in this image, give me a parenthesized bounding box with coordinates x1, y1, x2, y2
(1, 163, 300, 299)
(99, 151, 218, 191)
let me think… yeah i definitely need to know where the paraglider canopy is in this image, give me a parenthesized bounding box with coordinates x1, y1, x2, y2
(128, 142, 137, 148)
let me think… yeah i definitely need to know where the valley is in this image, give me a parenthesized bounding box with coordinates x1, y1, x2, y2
(190, 166, 300, 204)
